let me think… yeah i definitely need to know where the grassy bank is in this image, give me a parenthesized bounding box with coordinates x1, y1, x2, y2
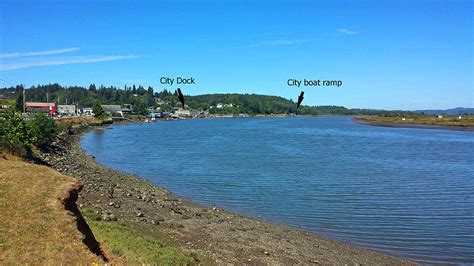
(355, 115, 474, 127)
(82, 207, 199, 265)
(0, 112, 204, 264)
(0, 156, 104, 264)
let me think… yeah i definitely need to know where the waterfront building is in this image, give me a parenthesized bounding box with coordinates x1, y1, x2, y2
(58, 105, 76, 116)
(25, 102, 56, 116)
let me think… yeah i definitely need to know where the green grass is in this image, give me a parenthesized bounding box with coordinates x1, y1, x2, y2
(81, 207, 199, 265)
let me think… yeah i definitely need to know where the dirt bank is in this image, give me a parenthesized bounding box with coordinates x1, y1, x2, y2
(37, 122, 415, 265)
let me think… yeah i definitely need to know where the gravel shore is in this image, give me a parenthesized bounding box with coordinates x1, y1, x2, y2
(37, 122, 414, 265)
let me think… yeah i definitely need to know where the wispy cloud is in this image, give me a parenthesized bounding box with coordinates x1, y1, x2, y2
(337, 28, 359, 35)
(249, 39, 307, 47)
(0, 55, 138, 71)
(0, 47, 80, 59)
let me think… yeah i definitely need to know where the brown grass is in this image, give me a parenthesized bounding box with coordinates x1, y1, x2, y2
(0, 155, 103, 264)
(356, 115, 474, 127)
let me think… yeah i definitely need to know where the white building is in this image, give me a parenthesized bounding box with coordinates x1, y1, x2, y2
(58, 105, 76, 116)
(174, 108, 191, 116)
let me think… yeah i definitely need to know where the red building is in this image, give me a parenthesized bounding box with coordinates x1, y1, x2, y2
(25, 102, 57, 116)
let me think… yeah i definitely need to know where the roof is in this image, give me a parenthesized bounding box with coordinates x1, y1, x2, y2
(25, 102, 55, 107)
(101, 105, 122, 113)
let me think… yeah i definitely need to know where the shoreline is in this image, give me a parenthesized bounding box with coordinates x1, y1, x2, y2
(37, 121, 414, 264)
(352, 117, 474, 132)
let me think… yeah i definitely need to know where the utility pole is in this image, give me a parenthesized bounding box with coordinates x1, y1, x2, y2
(22, 86, 25, 113)
(47, 92, 50, 117)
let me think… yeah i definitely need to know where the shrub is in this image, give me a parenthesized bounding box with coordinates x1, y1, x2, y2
(27, 112, 58, 148)
(0, 109, 58, 155)
(0, 108, 33, 154)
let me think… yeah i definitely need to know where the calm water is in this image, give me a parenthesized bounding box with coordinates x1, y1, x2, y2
(81, 116, 474, 264)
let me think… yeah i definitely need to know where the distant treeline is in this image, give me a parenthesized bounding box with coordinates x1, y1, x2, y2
(0, 84, 411, 116)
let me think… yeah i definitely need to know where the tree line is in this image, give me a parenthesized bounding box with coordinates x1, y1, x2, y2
(0, 83, 411, 116)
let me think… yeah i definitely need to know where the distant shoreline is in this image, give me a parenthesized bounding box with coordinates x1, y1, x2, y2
(352, 117, 474, 132)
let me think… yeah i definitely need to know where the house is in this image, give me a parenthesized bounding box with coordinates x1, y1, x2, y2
(216, 103, 224, 109)
(80, 107, 93, 116)
(123, 104, 133, 111)
(155, 98, 167, 106)
(25, 102, 56, 116)
(437, 115, 443, 119)
(121, 107, 132, 115)
(58, 105, 76, 116)
(102, 105, 122, 116)
(174, 108, 191, 117)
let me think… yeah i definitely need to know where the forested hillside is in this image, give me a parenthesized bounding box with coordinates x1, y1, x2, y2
(0, 84, 410, 116)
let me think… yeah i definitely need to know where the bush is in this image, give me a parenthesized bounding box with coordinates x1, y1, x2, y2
(0, 108, 33, 154)
(0, 109, 58, 155)
(27, 112, 58, 148)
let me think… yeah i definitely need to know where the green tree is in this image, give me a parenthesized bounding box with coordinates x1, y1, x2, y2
(147, 86, 154, 97)
(93, 101, 106, 118)
(132, 99, 149, 115)
(15, 86, 24, 112)
(89, 83, 97, 92)
(27, 112, 57, 148)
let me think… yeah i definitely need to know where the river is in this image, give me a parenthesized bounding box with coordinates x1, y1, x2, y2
(81, 116, 474, 264)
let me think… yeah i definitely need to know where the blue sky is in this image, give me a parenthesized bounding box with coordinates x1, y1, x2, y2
(0, 0, 472, 110)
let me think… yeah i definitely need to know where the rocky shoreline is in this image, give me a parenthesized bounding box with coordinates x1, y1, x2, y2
(36, 122, 414, 265)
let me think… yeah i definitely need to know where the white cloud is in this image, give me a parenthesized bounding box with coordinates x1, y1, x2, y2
(0, 47, 80, 59)
(249, 39, 307, 47)
(0, 55, 138, 71)
(337, 28, 359, 35)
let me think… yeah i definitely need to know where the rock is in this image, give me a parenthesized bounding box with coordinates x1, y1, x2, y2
(101, 213, 117, 221)
(108, 202, 114, 206)
(137, 212, 144, 217)
(264, 251, 270, 256)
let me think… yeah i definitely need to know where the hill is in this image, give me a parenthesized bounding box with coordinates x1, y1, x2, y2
(414, 107, 474, 115)
(0, 83, 410, 116)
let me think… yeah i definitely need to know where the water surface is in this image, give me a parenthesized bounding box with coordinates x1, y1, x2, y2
(81, 116, 474, 264)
